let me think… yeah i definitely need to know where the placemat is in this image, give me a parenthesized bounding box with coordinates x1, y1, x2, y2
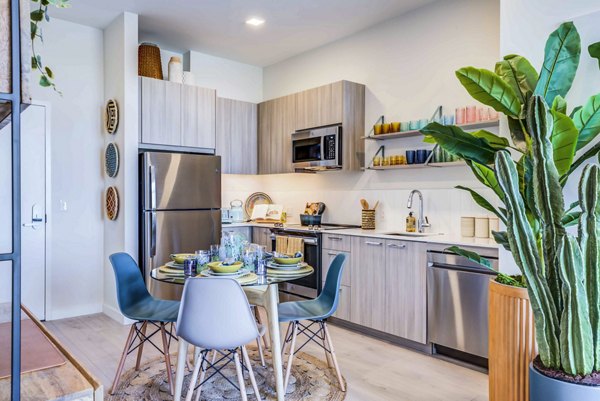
(0, 319, 66, 379)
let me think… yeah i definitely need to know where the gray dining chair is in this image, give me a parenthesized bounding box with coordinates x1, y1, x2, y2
(278, 253, 347, 392)
(175, 277, 262, 401)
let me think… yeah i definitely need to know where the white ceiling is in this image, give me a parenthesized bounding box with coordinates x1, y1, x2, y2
(50, 0, 437, 66)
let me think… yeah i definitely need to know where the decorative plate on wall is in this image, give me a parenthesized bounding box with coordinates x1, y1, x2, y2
(244, 192, 273, 218)
(105, 99, 119, 134)
(104, 142, 119, 178)
(105, 186, 119, 221)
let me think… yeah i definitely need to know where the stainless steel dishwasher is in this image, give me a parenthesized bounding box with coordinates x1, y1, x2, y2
(427, 249, 499, 363)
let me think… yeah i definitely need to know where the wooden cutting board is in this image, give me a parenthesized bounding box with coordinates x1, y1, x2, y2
(0, 319, 66, 379)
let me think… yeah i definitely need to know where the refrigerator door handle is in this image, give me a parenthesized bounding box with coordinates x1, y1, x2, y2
(150, 211, 157, 257)
(149, 163, 157, 211)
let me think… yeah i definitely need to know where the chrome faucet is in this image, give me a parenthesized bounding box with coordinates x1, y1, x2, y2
(407, 190, 431, 233)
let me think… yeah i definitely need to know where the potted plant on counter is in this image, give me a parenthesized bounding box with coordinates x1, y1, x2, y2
(422, 21, 600, 400)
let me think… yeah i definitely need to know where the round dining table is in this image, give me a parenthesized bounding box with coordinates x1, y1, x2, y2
(151, 265, 315, 401)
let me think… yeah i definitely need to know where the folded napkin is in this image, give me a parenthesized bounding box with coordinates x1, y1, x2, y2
(286, 237, 304, 260)
(276, 236, 288, 255)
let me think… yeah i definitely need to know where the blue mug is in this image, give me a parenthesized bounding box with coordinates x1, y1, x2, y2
(416, 149, 428, 164)
(443, 115, 455, 125)
(406, 150, 416, 164)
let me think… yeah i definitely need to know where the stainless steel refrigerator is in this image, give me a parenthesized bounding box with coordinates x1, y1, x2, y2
(140, 151, 221, 300)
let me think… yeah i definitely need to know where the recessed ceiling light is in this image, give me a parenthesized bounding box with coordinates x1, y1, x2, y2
(246, 17, 265, 27)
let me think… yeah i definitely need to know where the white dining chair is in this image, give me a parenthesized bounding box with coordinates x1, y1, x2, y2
(175, 277, 262, 401)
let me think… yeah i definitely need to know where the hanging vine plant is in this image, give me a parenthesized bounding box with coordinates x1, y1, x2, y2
(30, 0, 70, 93)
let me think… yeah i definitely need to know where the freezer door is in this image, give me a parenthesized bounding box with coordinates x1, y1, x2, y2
(142, 152, 221, 210)
(142, 209, 221, 284)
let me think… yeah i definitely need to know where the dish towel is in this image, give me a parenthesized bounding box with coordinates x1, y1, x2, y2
(286, 237, 304, 260)
(276, 236, 288, 255)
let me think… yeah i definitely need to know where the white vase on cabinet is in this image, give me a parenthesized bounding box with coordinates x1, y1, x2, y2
(168, 56, 183, 83)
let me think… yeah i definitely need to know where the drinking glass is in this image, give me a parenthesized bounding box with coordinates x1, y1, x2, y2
(455, 107, 466, 125)
(210, 244, 220, 261)
(195, 250, 210, 270)
(243, 248, 256, 272)
(255, 245, 268, 276)
(183, 257, 196, 277)
(466, 105, 477, 123)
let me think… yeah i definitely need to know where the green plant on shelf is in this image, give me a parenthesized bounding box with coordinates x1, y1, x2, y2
(425, 21, 600, 379)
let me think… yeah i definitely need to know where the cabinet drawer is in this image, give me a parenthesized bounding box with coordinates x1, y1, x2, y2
(322, 249, 351, 287)
(322, 234, 351, 252)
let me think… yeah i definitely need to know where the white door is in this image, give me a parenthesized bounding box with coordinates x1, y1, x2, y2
(0, 105, 47, 320)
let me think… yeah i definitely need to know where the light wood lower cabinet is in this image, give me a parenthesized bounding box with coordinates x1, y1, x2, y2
(350, 237, 386, 332)
(251, 227, 272, 251)
(383, 240, 427, 344)
(216, 97, 257, 174)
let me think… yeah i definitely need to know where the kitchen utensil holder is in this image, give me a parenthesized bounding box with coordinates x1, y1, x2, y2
(361, 209, 376, 230)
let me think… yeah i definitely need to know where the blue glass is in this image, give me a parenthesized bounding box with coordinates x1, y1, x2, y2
(406, 150, 416, 164)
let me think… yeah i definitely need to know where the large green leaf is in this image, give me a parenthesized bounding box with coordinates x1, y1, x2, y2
(507, 116, 528, 151)
(535, 22, 581, 107)
(471, 130, 510, 150)
(550, 110, 578, 176)
(456, 67, 521, 117)
(421, 122, 497, 165)
(455, 185, 507, 224)
(573, 93, 600, 150)
(495, 54, 538, 107)
(589, 42, 600, 70)
(552, 95, 567, 115)
(445, 246, 493, 269)
(467, 160, 503, 199)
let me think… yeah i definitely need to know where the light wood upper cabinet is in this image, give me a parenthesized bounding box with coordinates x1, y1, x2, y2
(251, 227, 272, 251)
(295, 81, 343, 130)
(139, 77, 216, 150)
(350, 236, 386, 331)
(216, 97, 257, 174)
(140, 77, 182, 146)
(258, 94, 295, 174)
(182, 85, 216, 149)
(383, 240, 427, 344)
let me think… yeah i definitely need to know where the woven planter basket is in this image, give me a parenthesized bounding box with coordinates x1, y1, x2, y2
(138, 43, 163, 80)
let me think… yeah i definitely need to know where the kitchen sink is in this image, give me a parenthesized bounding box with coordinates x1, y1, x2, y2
(382, 232, 441, 237)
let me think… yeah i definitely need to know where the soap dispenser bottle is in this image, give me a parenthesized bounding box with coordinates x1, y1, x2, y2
(406, 212, 416, 233)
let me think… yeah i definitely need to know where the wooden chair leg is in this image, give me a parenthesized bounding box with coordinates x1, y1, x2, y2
(135, 321, 148, 370)
(323, 322, 345, 392)
(242, 346, 262, 401)
(320, 322, 332, 368)
(234, 350, 249, 401)
(256, 337, 266, 367)
(194, 352, 209, 401)
(160, 322, 175, 395)
(185, 351, 204, 401)
(283, 321, 298, 392)
(110, 323, 137, 394)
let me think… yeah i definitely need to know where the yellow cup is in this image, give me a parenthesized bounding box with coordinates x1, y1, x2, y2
(373, 124, 383, 135)
(382, 123, 391, 134)
(391, 122, 400, 132)
(383, 157, 390, 166)
(373, 156, 382, 166)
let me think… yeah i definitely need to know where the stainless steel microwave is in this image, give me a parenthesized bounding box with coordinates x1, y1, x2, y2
(291, 125, 342, 171)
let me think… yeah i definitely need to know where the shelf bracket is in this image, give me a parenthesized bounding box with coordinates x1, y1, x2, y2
(368, 145, 385, 169)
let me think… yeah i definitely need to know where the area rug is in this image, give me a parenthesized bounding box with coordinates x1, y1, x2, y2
(107, 347, 346, 401)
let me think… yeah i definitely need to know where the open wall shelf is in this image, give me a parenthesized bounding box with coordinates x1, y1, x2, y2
(367, 161, 466, 170)
(362, 119, 500, 141)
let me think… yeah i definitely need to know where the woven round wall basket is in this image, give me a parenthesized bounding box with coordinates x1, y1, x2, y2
(104, 142, 119, 178)
(138, 42, 163, 80)
(105, 99, 119, 134)
(105, 186, 119, 221)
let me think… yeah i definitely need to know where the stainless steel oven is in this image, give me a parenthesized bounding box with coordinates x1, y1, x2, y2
(292, 125, 342, 171)
(270, 229, 322, 301)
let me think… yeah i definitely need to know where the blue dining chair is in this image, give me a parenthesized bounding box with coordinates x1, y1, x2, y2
(109, 252, 180, 395)
(278, 253, 347, 392)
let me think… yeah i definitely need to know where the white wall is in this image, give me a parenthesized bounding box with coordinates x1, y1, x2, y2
(184, 50, 263, 103)
(102, 12, 139, 323)
(498, 0, 600, 272)
(29, 18, 105, 319)
(223, 0, 500, 237)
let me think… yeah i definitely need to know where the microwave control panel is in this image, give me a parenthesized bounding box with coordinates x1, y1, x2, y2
(324, 135, 337, 160)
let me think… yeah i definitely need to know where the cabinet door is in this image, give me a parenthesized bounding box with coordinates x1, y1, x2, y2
(350, 236, 386, 331)
(322, 249, 351, 287)
(251, 227, 273, 251)
(384, 240, 427, 343)
(140, 77, 181, 146)
(295, 81, 343, 130)
(181, 85, 216, 149)
(257, 95, 295, 174)
(217, 98, 257, 174)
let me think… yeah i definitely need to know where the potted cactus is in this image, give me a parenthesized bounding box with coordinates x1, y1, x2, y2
(422, 22, 600, 400)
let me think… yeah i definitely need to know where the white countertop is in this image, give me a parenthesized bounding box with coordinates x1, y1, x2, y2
(222, 222, 499, 250)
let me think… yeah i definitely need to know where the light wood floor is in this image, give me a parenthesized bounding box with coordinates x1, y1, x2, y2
(45, 314, 488, 401)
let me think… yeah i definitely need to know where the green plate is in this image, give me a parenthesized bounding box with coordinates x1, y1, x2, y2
(207, 261, 243, 273)
(170, 253, 195, 264)
(273, 256, 302, 265)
